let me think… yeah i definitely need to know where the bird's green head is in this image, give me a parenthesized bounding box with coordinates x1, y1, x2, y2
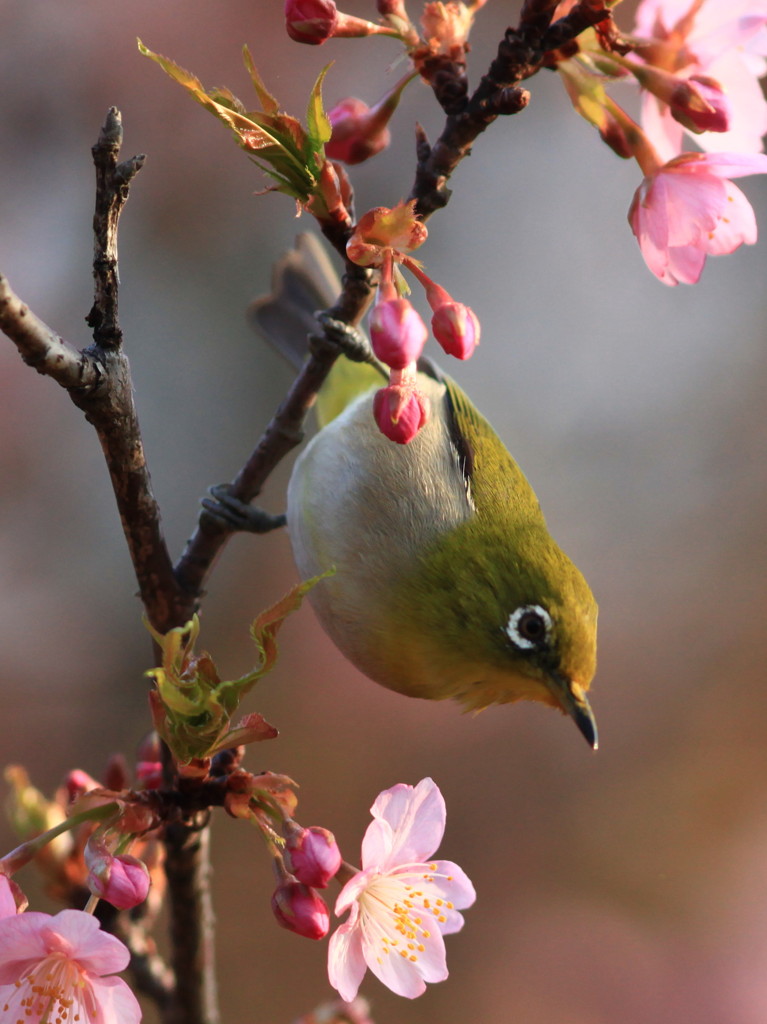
(390, 516, 599, 747)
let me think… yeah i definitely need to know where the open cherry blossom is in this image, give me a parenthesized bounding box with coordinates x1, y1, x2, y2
(328, 778, 475, 1001)
(0, 907, 141, 1024)
(629, 150, 767, 283)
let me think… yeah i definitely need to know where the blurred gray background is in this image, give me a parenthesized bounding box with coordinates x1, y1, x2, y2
(2, 2, 767, 1022)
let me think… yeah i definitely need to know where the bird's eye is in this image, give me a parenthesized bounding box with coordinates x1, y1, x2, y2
(505, 605, 553, 650)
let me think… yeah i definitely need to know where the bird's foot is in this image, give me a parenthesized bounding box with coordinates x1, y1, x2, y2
(309, 313, 375, 365)
(200, 483, 287, 534)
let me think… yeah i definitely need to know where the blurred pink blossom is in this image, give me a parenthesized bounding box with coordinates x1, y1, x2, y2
(628, 150, 767, 283)
(633, 0, 767, 158)
(328, 778, 475, 1001)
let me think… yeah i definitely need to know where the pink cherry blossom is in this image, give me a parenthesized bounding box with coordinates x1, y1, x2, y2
(0, 908, 141, 1023)
(328, 778, 475, 1001)
(633, 0, 767, 159)
(629, 150, 767, 283)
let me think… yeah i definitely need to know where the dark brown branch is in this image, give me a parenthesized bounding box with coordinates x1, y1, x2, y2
(86, 108, 145, 348)
(163, 822, 219, 1024)
(410, 1, 612, 218)
(1, 110, 216, 1024)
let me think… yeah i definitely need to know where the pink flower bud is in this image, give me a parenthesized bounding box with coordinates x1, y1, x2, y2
(271, 879, 330, 939)
(370, 297, 427, 369)
(86, 848, 151, 910)
(373, 384, 430, 444)
(326, 98, 392, 165)
(284, 826, 342, 888)
(285, 0, 339, 44)
(431, 301, 480, 359)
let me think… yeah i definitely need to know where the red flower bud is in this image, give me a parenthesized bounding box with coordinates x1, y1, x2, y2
(370, 297, 427, 369)
(271, 880, 330, 939)
(373, 384, 430, 444)
(431, 301, 480, 359)
(285, 0, 339, 44)
(284, 825, 342, 889)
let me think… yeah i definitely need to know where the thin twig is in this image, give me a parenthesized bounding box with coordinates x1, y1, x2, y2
(173, 257, 375, 601)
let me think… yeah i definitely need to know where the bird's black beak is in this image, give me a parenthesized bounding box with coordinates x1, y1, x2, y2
(549, 673, 598, 750)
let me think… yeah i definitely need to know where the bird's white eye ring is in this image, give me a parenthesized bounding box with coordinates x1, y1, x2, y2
(505, 605, 552, 650)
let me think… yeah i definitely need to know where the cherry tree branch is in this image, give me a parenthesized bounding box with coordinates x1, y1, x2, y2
(1, 108, 218, 1024)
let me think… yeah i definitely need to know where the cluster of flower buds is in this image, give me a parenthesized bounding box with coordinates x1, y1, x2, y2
(346, 201, 480, 443)
(269, 816, 342, 940)
(555, 0, 767, 284)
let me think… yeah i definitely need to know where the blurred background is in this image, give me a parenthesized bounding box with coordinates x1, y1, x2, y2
(2, 2, 767, 1022)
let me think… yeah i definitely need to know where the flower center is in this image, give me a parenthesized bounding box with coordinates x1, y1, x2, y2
(2, 951, 98, 1024)
(359, 864, 455, 965)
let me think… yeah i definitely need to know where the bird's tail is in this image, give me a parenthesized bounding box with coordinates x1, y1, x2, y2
(248, 234, 382, 427)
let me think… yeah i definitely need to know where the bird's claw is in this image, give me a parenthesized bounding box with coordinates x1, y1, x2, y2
(310, 313, 374, 365)
(200, 483, 287, 534)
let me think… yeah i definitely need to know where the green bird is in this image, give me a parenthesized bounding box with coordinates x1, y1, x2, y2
(252, 236, 598, 747)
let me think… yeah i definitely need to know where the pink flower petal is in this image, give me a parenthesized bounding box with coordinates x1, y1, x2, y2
(683, 151, 767, 179)
(335, 871, 374, 918)
(428, 860, 477, 914)
(47, 910, 130, 975)
(664, 243, 708, 285)
(0, 913, 52, 981)
(705, 180, 758, 252)
(88, 974, 143, 1024)
(365, 938, 429, 998)
(663, 172, 726, 244)
(328, 913, 367, 1002)
(359, 818, 394, 871)
(365, 779, 446, 870)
